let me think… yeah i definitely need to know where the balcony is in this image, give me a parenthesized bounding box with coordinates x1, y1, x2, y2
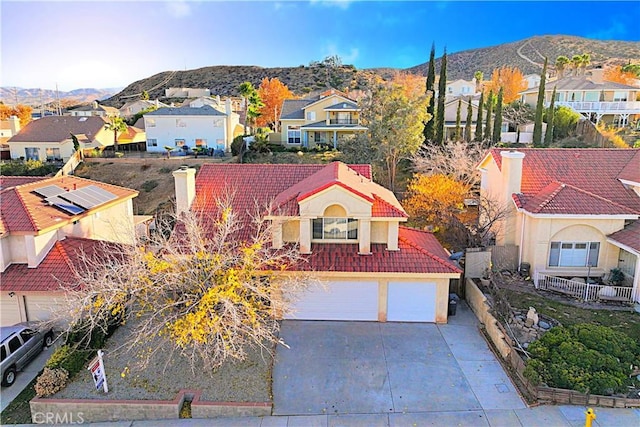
(555, 101, 640, 114)
(329, 118, 359, 125)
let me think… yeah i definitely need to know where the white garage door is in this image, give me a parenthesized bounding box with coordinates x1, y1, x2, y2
(286, 281, 378, 321)
(0, 297, 22, 326)
(387, 282, 437, 322)
(25, 294, 65, 322)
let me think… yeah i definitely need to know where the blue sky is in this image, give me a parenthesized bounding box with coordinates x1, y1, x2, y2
(1, 0, 639, 91)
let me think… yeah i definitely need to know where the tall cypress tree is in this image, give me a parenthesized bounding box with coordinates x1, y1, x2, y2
(544, 86, 557, 147)
(533, 58, 548, 147)
(435, 48, 447, 145)
(492, 87, 504, 145)
(464, 97, 473, 142)
(423, 43, 437, 144)
(454, 99, 462, 141)
(475, 91, 484, 141)
(484, 90, 493, 142)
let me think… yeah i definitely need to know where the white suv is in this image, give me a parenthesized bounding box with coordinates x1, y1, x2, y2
(0, 323, 54, 387)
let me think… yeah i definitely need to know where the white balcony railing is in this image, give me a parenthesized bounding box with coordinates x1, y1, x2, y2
(555, 101, 640, 113)
(534, 272, 634, 302)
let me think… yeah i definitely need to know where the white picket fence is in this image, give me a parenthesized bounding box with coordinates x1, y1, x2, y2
(535, 272, 634, 302)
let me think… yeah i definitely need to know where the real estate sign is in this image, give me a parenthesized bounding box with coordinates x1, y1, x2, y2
(88, 350, 108, 393)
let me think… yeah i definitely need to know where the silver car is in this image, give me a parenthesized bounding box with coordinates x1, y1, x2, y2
(1, 323, 54, 387)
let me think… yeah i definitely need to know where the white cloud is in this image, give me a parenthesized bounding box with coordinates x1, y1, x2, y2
(309, 0, 352, 10)
(165, 0, 192, 19)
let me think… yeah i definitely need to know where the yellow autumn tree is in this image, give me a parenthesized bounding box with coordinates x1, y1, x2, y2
(56, 205, 316, 373)
(0, 104, 33, 127)
(256, 77, 296, 130)
(484, 66, 527, 104)
(403, 174, 470, 229)
(392, 71, 426, 99)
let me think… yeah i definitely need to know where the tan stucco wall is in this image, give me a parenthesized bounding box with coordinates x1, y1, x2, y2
(1, 235, 28, 269)
(282, 220, 300, 242)
(9, 140, 75, 162)
(57, 200, 136, 245)
(371, 221, 388, 243)
(520, 216, 627, 277)
(299, 187, 372, 218)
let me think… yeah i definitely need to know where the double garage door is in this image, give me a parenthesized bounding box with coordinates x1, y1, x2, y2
(286, 281, 437, 322)
(0, 293, 65, 326)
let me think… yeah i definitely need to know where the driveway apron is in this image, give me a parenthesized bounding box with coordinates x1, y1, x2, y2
(272, 301, 525, 416)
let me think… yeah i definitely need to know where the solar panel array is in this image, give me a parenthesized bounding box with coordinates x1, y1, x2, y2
(32, 184, 118, 216)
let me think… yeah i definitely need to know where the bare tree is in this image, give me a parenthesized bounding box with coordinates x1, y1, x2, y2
(412, 140, 486, 190)
(55, 202, 317, 373)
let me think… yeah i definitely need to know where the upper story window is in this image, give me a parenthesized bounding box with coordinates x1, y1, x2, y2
(549, 241, 599, 267)
(313, 218, 358, 240)
(146, 118, 156, 127)
(306, 111, 316, 121)
(613, 91, 628, 102)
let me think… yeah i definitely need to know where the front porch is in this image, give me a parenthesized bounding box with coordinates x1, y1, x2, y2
(534, 272, 635, 303)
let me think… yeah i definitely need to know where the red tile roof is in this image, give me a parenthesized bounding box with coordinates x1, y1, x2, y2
(0, 237, 110, 292)
(0, 175, 138, 234)
(0, 176, 46, 190)
(491, 148, 640, 215)
(608, 220, 640, 253)
(292, 227, 460, 274)
(194, 163, 404, 240)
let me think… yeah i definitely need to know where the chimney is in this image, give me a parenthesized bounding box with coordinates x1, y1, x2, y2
(172, 167, 196, 216)
(8, 115, 20, 134)
(225, 98, 232, 116)
(588, 68, 605, 84)
(500, 150, 525, 205)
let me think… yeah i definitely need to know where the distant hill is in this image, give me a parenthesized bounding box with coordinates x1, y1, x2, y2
(409, 35, 640, 80)
(0, 87, 121, 107)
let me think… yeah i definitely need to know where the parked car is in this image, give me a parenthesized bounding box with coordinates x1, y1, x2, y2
(0, 323, 54, 387)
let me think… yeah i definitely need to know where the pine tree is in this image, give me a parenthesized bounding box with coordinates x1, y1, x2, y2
(435, 49, 447, 145)
(464, 97, 473, 142)
(454, 99, 462, 141)
(544, 86, 557, 147)
(492, 87, 504, 144)
(484, 90, 493, 142)
(423, 43, 437, 144)
(533, 58, 548, 147)
(475, 91, 484, 141)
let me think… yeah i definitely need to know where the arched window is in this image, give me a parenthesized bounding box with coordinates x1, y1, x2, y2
(312, 204, 357, 241)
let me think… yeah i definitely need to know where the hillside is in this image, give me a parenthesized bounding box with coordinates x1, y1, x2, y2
(0, 87, 120, 107)
(409, 35, 640, 80)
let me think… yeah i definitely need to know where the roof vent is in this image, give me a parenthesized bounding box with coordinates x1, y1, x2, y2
(79, 117, 87, 122)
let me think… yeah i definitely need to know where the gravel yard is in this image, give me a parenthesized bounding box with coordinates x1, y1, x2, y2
(53, 322, 272, 402)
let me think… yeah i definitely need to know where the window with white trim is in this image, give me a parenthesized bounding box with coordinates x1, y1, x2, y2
(312, 218, 358, 240)
(305, 111, 316, 121)
(45, 148, 61, 160)
(548, 241, 599, 267)
(618, 248, 636, 278)
(175, 138, 185, 147)
(287, 126, 301, 144)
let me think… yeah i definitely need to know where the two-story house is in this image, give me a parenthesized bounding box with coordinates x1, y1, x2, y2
(119, 99, 168, 118)
(68, 101, 120, 118)
(143, 105, 238, 153)
(1, 116, 21, 159)
(7, 116, 114, 161)
(478, 148, 640, 303)
(278, 89, 368, 149)
(173, 162, 461, 323)
(519, 69, 640, 127)
(0, 176, 142, 326)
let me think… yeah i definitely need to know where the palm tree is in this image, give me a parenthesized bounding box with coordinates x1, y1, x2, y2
(555, 56, 570, 78)
(105, 116, 127, 153)
(474, 71, 484, 93)
(571, 55, 582, 76)
(580, 53, 591, 75)
(238, 82, 263, 135)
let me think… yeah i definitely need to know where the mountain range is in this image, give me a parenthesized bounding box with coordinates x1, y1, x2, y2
(3, 35, 639, 108)
(0, 87, 121, 108)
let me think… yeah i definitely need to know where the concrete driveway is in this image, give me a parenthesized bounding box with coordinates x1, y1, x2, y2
(273, 301, 526, 417)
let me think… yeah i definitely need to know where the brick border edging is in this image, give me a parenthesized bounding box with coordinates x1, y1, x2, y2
(30, 389, 272, 423)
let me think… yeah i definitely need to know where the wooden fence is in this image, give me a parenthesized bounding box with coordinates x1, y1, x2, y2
(55, 150, 82, 177)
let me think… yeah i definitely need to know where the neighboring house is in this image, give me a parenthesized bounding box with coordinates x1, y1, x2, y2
(7, 116, 113, 161)
(523, 74, 541, 90)
(165, 88, 210, 98)
(520, 69, 640, 127)
(0, 116, 21, 159)
(278, 89, 368, 148)
(143, 105, 237, 153)
(442, 97, 478, 140)
(445, 79, 476, 99)
(478, 148, 640, 302)
(68, 101, 120, 118)
(173, 162, 461, 323)
(119, 99, 167, 118)
(116, 126, 146, 149)
(0, 175, 144, 326)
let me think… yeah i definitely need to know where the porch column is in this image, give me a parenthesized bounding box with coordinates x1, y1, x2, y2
(358, 219, 371, 255)
(272, 219, 283, 249)
(633, 254, 640, 303)
(299, 218, 311, 254)
(333, 130, 337, 149)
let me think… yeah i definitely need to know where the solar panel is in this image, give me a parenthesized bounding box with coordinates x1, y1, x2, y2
(58, 191, 99, 209)
(45, 196, 86, 215)
(82, 185, 117, 204)
(73, 187, 105, 205)
(32, 185, 66, 198)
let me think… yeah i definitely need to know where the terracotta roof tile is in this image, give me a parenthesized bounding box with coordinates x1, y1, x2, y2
(0, 237, 111, 292)
(608, 220, 640, 253)
(0, 176, 47, 191)
(0, 176, 138, 233)
(491, 148, 640, 215)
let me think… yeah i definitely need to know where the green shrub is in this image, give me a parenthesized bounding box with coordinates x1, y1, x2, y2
(0, 160, 59, 176)
(231, 135, 248, 156)
(45, 345, 91, 377)
(141, 180, 159, 192)
(523, 324, 639, 395)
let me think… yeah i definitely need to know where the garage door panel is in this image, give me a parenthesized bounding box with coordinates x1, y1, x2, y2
(1, 297, 21, 326)
(25, 294, 65, 322)
(286, 281, 378, 321)
(387, 282, 436, 322)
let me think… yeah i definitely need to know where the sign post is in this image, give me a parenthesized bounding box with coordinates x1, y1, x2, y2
(88, 350, 108, 393)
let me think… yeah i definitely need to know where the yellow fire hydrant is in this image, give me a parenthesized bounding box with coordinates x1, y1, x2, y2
(585, 407, 596, 427)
